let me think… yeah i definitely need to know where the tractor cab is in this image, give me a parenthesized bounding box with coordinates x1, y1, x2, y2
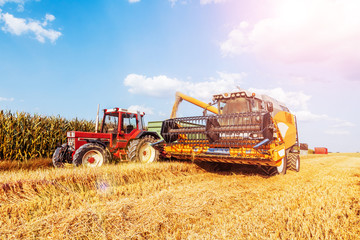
(101, 108, 144, 135)
(100, 108, 146, 151)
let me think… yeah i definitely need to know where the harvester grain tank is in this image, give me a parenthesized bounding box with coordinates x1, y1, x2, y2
(159, 90, 300, 175)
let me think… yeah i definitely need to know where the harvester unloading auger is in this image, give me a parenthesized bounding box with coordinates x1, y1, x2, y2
(158, 90, 300, 175)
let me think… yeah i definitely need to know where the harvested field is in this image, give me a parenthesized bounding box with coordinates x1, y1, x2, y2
(0, 153, 359, 239)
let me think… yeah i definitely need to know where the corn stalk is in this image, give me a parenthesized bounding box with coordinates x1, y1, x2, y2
(0, 110, 95, 161)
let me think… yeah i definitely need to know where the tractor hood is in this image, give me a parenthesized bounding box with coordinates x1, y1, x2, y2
(67, 131, 112, 139)
(66, 131, 112, 151)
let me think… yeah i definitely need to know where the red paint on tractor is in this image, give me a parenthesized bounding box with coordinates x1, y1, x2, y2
(62, 108, 159, 163)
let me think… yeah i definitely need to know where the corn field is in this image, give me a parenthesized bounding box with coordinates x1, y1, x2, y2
(0, 110, 95, 161)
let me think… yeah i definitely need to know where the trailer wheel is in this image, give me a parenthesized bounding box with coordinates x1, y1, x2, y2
(73, 143, 107, 167)
(287, 153, 300, 172)
(127, 136, 159, 163)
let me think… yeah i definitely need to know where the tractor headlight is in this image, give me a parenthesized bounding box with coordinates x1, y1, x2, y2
(67, 138, 75, 150)
(67, 131, 75, 138)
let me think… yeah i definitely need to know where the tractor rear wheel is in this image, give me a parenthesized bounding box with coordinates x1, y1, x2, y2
(73, 143, 107, 167)
(287, 153, 300, 172)
(127, 136, 159, 163)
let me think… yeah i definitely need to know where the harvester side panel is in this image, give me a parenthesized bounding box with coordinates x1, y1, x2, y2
(272, 111, 297, 150)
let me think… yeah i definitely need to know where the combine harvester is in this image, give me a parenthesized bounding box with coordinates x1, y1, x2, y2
(156, 90, 300, 175)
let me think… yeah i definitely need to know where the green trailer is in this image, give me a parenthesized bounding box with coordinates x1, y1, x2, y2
(147, 121, 163, 139)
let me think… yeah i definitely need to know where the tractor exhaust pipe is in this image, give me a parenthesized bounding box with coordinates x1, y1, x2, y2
(95, 104, 100, 133)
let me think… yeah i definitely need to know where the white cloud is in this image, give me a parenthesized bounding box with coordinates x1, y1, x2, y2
(220, 0, 360, 78)
(0, 12, 61, 43)
(220, 21, 252, 56)
(200, 0, 227, 4)
(246, 87, 357, 135)
(247, 87, 335, 123)
(124, 71, 245, 101)
(0, 0, 25, 12)
(128, 105, 154, 115)
(332, 120, 356, 128)
(293, 110, 329, 122)
(128, 0, 140, 3)
(324, 129, 350, 136)
(0, 97, 14, 102)
(248, 87, 311, 112)
(169, 0, 225, 6)
(0, 0, 24, 6)
(325, 119, 355, 136)
(42, 13, 55, 26)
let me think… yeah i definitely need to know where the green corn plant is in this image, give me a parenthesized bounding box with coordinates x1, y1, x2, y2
(0, 110, 95, 161)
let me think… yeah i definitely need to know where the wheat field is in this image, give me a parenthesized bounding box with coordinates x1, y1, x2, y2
(0, 153, 359, 239)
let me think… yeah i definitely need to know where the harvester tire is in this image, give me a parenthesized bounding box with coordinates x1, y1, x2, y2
(127, 135, 159, 163)
(265, 154, 287, 176)
(72, 143, 107, 167)
(287, 153, 300, 172)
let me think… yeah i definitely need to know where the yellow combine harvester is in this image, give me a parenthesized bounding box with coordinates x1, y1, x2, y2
(158, 90, 300, 175)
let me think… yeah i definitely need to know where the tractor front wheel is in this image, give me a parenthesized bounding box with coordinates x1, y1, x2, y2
(127, 136, 159, 163)
(52, 144, 71, 168)
(73, 143, 107, 167)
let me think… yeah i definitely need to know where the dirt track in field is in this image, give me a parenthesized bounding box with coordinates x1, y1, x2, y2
(0, 153, 359, 239)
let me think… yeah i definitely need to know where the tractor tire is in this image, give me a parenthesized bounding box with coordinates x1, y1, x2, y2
(72, 143, 107, 167)
(52, 144, 66, 168)
(287, 153, 300, 172)
(127, 136, 159, 163)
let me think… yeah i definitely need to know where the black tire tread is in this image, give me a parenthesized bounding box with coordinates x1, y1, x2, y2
(52, 147, 64, 168)
(287, 152, 300, 172)
(72, 143, 106, 167)
(127, 136, 159, 163)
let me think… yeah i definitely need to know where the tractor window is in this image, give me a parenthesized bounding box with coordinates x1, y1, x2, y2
(122, 113, 137, 134)
(103, 114, 119, 134)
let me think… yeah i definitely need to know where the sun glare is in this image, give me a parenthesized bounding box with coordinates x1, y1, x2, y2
(276, 0, 309, 24)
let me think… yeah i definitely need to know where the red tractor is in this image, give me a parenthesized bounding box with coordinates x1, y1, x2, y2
(52, 108, 161, 167)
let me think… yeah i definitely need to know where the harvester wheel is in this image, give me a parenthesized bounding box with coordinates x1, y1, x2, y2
(72, 143, 107, 167)
(127, 136, 159, 163)
(265, 154, 287, 176)
(287, 153, 300, 172)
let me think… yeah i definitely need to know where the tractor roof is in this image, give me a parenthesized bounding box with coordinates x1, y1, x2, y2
(104, 108, 145, 115)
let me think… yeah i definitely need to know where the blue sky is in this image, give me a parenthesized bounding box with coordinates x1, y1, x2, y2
(1, 0, 359, 152)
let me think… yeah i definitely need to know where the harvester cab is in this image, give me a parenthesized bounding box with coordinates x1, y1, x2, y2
(52, 108, 160, 168)
(160, 90, 300, 175)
